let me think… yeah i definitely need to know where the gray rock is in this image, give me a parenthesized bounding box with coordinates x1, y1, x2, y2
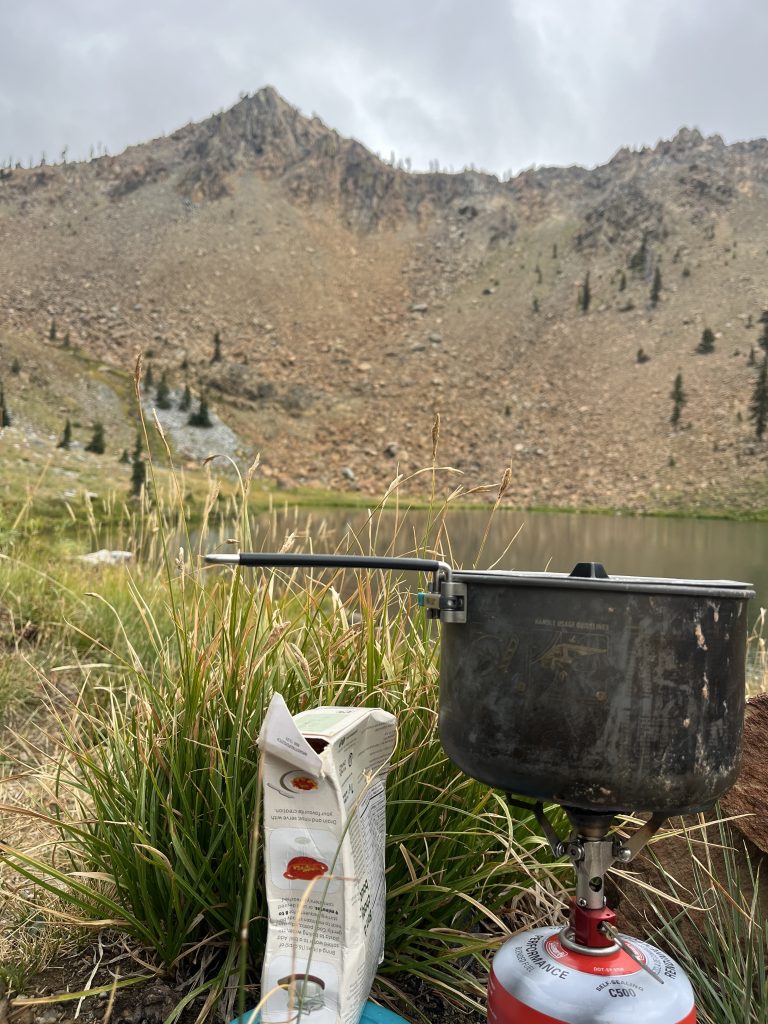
(79, 550, 133, 566)
(384, 442, 399, 457)
(410, 303, 428, 313)
(342, 466, 356, 481)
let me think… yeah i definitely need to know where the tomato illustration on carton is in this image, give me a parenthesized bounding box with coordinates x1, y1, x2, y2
(284, 856, 329, 881)
(281, 770, 320, 794)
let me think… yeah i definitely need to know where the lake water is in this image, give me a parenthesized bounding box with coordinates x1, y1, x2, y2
(232, 505, 767, 616)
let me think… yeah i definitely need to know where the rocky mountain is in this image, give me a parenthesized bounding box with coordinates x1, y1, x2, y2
(2, 86, 768, 513)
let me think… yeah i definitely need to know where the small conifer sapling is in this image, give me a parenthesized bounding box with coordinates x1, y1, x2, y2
(696, 328, 715, 354)
(579, 272, 591, 313)
(179, 383, 192, 411)
(85, 422, 105, 454)
(650, 266, 662, 306)
(155, 371, 171, 409)
(749, 355, 768, 440)
(760, 311, 768, 354)
(130, 432, 146, 497)
(189, 393, 213, 428)
(57, 418, 72, 449)
(211, 331, 222, 364)
(0, 381, 10, 428)
(671, 373, 687, 428)
(629, 233, 648, 275)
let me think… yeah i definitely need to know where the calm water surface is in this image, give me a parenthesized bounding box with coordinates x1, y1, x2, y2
(234, 506, 767, 614)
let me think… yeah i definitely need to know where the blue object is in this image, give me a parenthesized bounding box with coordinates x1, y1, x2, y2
(231, 999, 409, 1024)
(360, 1003, 409, 1024)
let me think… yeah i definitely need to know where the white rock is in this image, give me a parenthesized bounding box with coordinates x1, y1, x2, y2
(79, 550, 133, 566)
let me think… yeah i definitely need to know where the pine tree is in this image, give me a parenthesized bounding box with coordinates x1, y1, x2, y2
(155, 371, 171, 409)
(629, 232, 648, 275)
(749, 355, 768, 440)
(130, 432, 146, 497)
(211, 331, 222, 363)
(179, 383, 192, 411)
(552, 243, 558, 259)
(0, 381, 10, 427)
(535, 264, 542, 284)
(10, 358, 21, 375)
(650, 266, 662, 306)
(618, 270, 627, 292)
(85, 422, 105, 454)
(63, 331, 70, 348)
(188, 393, 213, 428)
(579, 272, 591, 313)
(118, 448, 131, 464)
(760, 311, 768, 353)
(49, 319, 57, 342)
(636, 348, 651, 364)
(57, 418, 72, 449)
(696, 328, 715, 354)
(748, 346, 756, 366)
(671, 373, 687, 428)
(144, 364, 154, 391)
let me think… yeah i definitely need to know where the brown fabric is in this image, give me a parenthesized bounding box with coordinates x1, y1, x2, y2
(721, 693, 768, 854)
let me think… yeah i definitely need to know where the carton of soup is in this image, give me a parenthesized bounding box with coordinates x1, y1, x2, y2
(258, 695, 397, 1024)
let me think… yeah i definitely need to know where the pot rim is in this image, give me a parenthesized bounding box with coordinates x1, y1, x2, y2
(451, 568, 755, 600)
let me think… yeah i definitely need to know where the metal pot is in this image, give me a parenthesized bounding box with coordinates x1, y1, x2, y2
(205, 553, 754, 814)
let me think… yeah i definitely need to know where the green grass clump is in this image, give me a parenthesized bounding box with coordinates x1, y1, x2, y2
(645, 819, 768, 1023)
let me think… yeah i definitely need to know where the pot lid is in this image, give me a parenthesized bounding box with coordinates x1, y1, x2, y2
(453, 561, 755, 599)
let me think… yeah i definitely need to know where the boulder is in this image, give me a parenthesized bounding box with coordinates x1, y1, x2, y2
(79, 550, 132, 566)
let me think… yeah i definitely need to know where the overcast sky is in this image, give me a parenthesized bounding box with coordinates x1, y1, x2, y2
(1, 0, 767, 176)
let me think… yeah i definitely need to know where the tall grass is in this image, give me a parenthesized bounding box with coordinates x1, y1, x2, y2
(644, 819, 768, 1024)
(0, 445, 568, 1019)
(747, 606, 767, 694)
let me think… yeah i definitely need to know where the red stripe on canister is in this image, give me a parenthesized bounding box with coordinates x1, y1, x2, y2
(488, 967, 570, 1024)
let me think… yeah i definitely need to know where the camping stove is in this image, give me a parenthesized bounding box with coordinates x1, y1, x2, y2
(487, 804, 695, 1023)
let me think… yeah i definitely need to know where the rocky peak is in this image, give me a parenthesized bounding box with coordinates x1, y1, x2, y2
(670, 126, 705, 149)
(179, 85, 332, 177)
(653, 126, 728, 163)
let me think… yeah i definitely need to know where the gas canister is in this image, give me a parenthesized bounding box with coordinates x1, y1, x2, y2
(488, 927, 695, 1024)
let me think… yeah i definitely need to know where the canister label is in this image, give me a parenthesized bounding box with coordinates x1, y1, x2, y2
(489, 928, 696, 1023)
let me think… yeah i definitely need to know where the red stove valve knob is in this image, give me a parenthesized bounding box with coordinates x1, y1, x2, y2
(568, 897, 617, 949)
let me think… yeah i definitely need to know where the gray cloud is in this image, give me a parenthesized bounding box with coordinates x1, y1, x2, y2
(1, 0, 767, 174)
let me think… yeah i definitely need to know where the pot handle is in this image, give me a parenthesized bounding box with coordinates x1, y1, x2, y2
(204, 551, 453, 591)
